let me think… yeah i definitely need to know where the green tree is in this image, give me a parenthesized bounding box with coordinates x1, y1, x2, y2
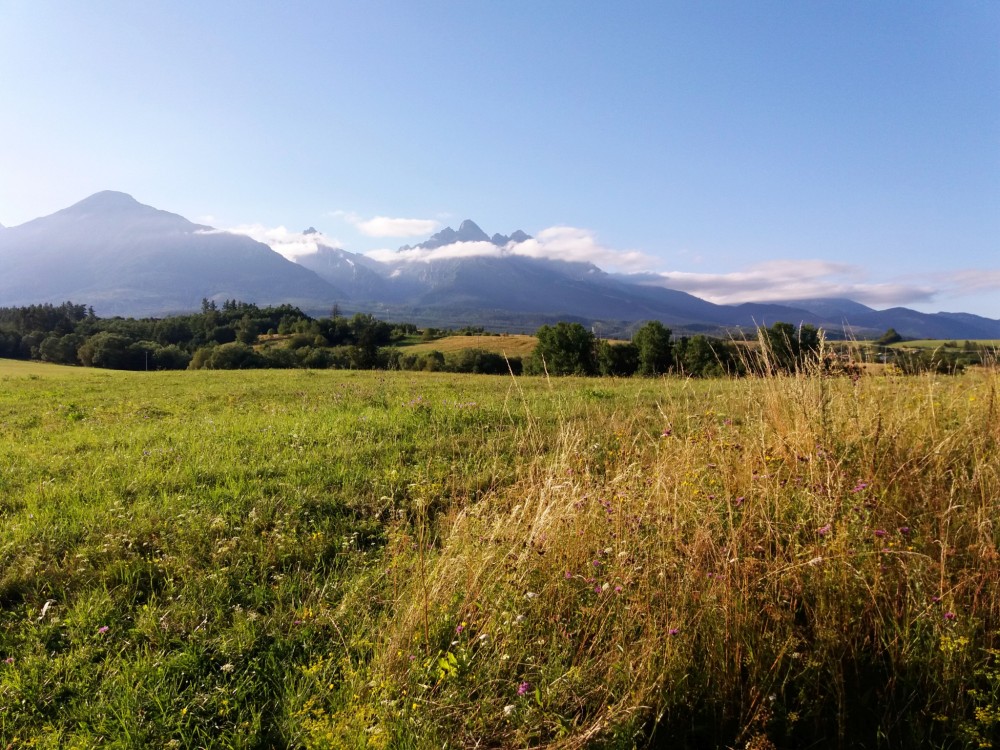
(78, 332, 133, 369)
(596, 340, 639, 377)
(151, 345, 192, 370)
(189, 342, 263, 370)
(235, 315, 258, 345)
(633, 321, 673, 376)
(526, 322, 597, 376)
(38, 333, 81, 365)
(876, 328, 903, 345)
(759, 322, 821, 373)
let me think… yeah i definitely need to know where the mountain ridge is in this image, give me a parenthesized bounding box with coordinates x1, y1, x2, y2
(1, 193, 997, 339)
(0, 192, 343, 317)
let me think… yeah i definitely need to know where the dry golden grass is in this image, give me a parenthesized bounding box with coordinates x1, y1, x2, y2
(404, 333, 538, 356)
(361, 367, 1000, 748)
(0, 357, 98, 377)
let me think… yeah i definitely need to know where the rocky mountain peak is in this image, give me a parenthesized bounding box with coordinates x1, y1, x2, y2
(456, 219, 490, 242)
(404, 220, 533, 251)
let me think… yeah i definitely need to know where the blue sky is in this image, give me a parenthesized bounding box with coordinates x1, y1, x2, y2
(1, 1, 998, 317)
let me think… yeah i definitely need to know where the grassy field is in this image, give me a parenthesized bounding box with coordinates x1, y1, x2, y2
(887, 340, 1000, 350)
(0, 361, 998, 748)
(0, 359, 99, 377)
(401, 333, 538, 356)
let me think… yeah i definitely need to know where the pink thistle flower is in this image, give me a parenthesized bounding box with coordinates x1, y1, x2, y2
(817, 524, 832, 536)
(944, 611, 956, 621)
(874, 529, 888, 538)
(517, 681, 531, 696)
(3, 657, 13, 665)
(97, 626, 109, 634)
(668, 628, 680, 636)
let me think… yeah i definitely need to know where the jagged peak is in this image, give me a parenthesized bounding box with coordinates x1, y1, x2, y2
(403, 220, 532, 251)
(456, 219, 489, 241)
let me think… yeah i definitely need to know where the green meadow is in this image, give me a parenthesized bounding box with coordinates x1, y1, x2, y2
(1, 361, 998, 748)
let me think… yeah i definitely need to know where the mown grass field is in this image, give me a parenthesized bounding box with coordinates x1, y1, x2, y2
(401, 334, 538, 357)
(887, 340, 1000, 350)
(1, 361, 998, 748)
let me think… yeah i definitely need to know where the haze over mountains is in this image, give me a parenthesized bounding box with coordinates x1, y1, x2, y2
(2, 192, 998, 339)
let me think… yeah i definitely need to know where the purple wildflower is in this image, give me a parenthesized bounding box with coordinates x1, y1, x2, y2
(564, 571, 572, 579)
(898, 526, 910, 535)
(944, 611, 957, 621)
(817, 524, 832, 537)
(931, 596, 941, 603)
(455, 624, 464, 634)
(97, 626, 109, 635)
(594, 585, 603, 594)
(3, 657, 13, 665)
(517, 681, 531, 696)
(851, 481, 869, 493)
(614, 585, 623, 593)
(734, 496, 745, 506)
(668, 628, 680, 636)
(874, 529, 888, 538)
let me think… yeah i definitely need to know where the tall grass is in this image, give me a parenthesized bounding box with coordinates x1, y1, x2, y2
(364, 367, 999, 748)
(0, 362, 997, 747)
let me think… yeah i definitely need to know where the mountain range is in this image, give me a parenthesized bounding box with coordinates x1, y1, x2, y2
(1, 191, 997, 339)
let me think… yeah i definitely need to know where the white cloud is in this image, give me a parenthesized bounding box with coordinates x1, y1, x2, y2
(510, 226, 655, 271)
(635, 260, 939, 307)
(202, 225, 343, 261)
(367, 240, 503, 263)
(205, 213, 1000, 316)
(935, 269, 1000, 295)
(333, 210, 440, 238)
(364, 225, 654, 272)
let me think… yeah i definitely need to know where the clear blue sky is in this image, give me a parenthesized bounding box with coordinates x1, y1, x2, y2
(2, 1, 998, 316)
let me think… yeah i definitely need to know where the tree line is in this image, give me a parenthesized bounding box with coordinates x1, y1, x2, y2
(0, 300, 974, 376)
(522, 320, 826, 377)
(0, 300, 405, 371)
(0, 301, 816, 377)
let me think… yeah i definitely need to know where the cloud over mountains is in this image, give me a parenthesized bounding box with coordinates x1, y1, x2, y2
(365, 225, 655, 271)
(220, 214, 997, 315)
(3, 192, 998, 337)
(207, 225, 344, 260)
(641, 260, 938, 307)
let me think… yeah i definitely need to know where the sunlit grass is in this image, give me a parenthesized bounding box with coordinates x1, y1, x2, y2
(0, 358, 99, 377)
(401, 333, 538, 356)
(0, 365, 997, 747)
